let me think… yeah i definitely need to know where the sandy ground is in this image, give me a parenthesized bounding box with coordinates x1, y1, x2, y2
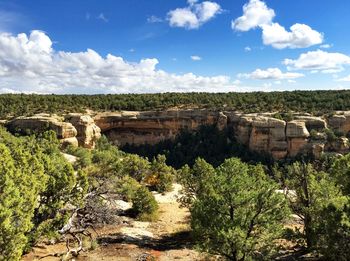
(22, 184, 205, 261)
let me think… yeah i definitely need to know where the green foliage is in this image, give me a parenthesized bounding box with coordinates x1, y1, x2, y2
(3, 91, 350, 117)
(286, 162, 344, 249)
(147, 155, 175, 193)
(124, 125, 272, 169)
(324, 128, 337, 142)
(189, 158, 290, 261)
(132, 186, 159, 221)
(115, 176, 141, 202)
(65, 145, 92, 168)
(0, 128, 85, 260)
(122, 154, 151, 182)
(314, 201, 350, 260)
(331, 153, 350, 195)
(177, 158, 216, 207)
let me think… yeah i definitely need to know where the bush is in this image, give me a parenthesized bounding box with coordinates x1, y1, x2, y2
(324, 128, 337, 142)
(132, 186, 158, 221)
(116, 176, 140, 202)
(147, 155, 175, 193)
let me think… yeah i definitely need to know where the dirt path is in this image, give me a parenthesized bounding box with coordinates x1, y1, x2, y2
(22, 184, 204, 261)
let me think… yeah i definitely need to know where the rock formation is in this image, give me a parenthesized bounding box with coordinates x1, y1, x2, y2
(6, 114, 79, 148)
(65, 114, 101, 149)
(5, 110, 350, 160)
(5, 114, 101, 149)
(93, 110, 226, 146)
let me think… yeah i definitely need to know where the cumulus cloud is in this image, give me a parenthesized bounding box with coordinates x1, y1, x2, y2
(261, 23, 323, 49)
(232, 0, 323, 49)
(239, 68, 304, 80)
(191, 55, 202, 61)
(284, 50, 350, 73)
(167, 1, 221, 29)
(0, 30, 239, 94)
(232, 0, 274, 31)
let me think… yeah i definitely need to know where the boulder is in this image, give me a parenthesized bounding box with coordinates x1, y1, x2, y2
(65, 114, 101, 149)
(216, 112, 228, 131)
(286, 121, 310, 138)
(327, 112, 350, 135)
(312, 143, 325, 159)
(294, 116, 327, 131)
(60, 137, 79, 148)
(326, 137, 350, 153)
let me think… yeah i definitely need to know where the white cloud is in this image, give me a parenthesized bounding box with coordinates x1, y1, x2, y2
(187, 0, 198, 5)
(191, 55, 202, 61)
(261, 23, 323, 49)
(232, 0, 323, 49)
(284, 50, 350, 73)
(239, 68, 304, 80)
(232, 0, 275, 31)
(167, 1, 221, 29)
(320, 44, 332, 49)
(0, 31, 239, 94)
(244, 46, 251, 52)
(337, 75, 350, 82)
(147, 15, 163, 23)
(97, 13, 108, 22)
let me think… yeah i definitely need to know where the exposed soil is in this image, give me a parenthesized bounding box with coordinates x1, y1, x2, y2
(22, 184, 206, 261)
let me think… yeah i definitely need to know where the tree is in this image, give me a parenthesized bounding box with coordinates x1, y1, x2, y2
(286, 162, 344, 250)
(147, 154, 175, 193)
(177, 158, 216, 207)
(132, 186, 158, 221)
(0, 144, 29, 260)
(190, 158, 290, 261)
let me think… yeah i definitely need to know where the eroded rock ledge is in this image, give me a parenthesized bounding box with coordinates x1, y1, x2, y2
(4, 110, 350, 160)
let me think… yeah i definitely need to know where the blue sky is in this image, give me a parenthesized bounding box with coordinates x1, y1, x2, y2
(0, 0, 349, 94)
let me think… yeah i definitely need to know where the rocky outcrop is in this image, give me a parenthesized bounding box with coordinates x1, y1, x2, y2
(6, 114, 78, 140)
(65, 114, 101, 149)
(5, 110, 350, 160)
(247, 117, 287, 159)
(328, 112, 350, 135)
(94, 110, 227, 146)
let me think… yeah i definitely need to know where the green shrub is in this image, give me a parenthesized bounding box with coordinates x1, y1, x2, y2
(132, 186, 158, 221)
(324, 129, 337, 142)
(116, 176, 140, 202)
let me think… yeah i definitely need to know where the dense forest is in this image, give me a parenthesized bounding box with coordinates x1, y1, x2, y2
(2, 90, 350, 117)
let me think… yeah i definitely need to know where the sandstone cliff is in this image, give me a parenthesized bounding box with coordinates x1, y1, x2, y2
(5, 110, 350, 160)
(93, 110, 226, 146)
(6, 114, 101, 149)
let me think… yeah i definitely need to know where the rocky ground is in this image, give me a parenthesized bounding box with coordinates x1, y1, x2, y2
(22, 184, 207, 261)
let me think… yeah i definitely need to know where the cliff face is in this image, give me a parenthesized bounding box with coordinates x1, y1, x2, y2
(93, 110, 350, 160)
(94, 110, 225, 146)
(4, 110, 350, 160)
(6, 114, 101, 149)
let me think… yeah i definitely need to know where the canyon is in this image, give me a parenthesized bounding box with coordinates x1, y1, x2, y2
(3, 109, 350, 160)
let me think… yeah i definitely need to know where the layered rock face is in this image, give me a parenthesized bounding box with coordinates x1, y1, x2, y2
(94, 110, 226, 146)
(6, 114, 101, 149)
(228, 112, 349, 159)
(4, 110, 350, 160)
(6, 115, 79, 147)
(65, 114, 101, 148)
